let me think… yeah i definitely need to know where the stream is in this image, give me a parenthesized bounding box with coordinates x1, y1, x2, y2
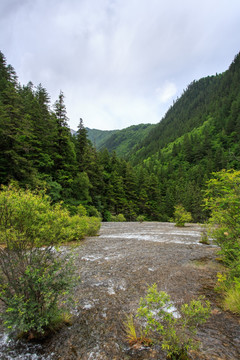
(0, 222, 239, 359)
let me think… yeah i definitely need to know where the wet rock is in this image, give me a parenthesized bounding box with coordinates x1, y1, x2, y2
(1, 222, 239, 359)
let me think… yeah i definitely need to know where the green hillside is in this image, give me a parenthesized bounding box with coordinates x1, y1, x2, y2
(129, 53, 240, 220)
(87, 123, 155, 158)
(130, 53, 240, 164)
(86, 128, 118, 148)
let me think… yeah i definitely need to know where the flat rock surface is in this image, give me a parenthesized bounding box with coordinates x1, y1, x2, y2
(1, 222, 240, 359)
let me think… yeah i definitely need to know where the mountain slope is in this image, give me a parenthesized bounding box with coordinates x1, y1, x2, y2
(130, 53, 240, 164)
(86, 128, 118, 148)
(87, 123, 155, 157)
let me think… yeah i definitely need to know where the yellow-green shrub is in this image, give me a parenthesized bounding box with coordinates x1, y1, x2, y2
(0, 185, 100, 246)
(174, 204, 192, 227)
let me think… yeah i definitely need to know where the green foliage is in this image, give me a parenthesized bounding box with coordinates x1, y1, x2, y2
(204, 169, 240, 272)
(137, 284, 211, 360)
(0, 185, 100, 246)
(2, 51, 240, 223)
(123, 314, 138, 343)
(174, 205, 192, 227)
(87, 123, 155, 158)
(77, 204, 87, 216)
(0, 244, 77, 337)
(123, 314, 152, 347)
(0, 186, 80, 337)
(111, 213, 126, 222)
(199, 226, 210, 245)
(223, 278, 240, 314)
(204, 169, 240, 314)
(136, 215, 145, 223)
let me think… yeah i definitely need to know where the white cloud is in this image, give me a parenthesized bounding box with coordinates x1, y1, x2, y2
(156, 82, 177, 104)
(0, 0, 240, 129)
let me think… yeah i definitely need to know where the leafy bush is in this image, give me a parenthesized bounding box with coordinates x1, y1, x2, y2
(0, 242, 77, 338)
(137, 284, 210, 360)
(199, 227, 210, 245)
(174, 205, 192, 227)
(204, 170, 240, 271)
(86, 205, 101, 218)
(223, 278, 240, 314)
(0, 185, 100, 246)
(77, 204, 87, 216)
(136, 215, 145, 223)
(0, 185, 100, 337)
(204, 170, 240, 315)
(111, 213, 126, 222)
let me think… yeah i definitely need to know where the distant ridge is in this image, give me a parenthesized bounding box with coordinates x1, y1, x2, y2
(86, 123, 155, 157)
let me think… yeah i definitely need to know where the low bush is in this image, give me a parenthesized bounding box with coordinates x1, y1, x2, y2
(111, 213, 126, 222)
(223, 278, 240, 314)
(0, 242, 77, 338)
(137, 284, 210, 360)
(0, 185, 100, 246)
(136, 215, 145, 223)
(204, 170, 240, 314)
(174, 205, 192, 227)
(199, 227, 210, 245)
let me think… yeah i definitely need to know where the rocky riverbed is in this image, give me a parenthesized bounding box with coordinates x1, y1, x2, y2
(0, 222, 239, 359)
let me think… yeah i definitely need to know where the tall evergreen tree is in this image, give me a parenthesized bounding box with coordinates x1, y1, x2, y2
(75, 118, 88, 171)
(53, 91, 76, 179)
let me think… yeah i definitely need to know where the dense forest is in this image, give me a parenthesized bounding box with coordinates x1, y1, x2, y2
(1, 51, 240, 222)
(87, 123, 155, 158)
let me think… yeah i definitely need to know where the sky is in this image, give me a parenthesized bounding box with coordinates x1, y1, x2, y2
(0, 0, 240, 131)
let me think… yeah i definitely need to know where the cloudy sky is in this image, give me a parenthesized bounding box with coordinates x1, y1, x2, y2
(1, 0, 240, 130)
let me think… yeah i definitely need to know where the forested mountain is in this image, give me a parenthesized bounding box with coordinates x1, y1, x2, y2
(86, 128, 118, 149)
(128, 52, 240, 220)
(129, 53, 240, 164)
(1, 50, 240, 222)
(87, 123, 155, 157)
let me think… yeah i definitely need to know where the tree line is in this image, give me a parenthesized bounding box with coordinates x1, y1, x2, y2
(1, 51, 240, 222)
(0, 51, 164, 221)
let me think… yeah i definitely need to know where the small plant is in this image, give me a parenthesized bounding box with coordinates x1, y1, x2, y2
(111, 213, 126, 222)
(215, 274, 240, 315)
(199, 227, 210, 245)
(174, 205, 192, 227)
(137, 284, 211, 359)
(123, 314, 152, 347)
(223, 278, 240, 314)
(136, 215, 145, 223)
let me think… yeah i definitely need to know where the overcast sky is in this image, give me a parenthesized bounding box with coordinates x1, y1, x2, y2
(1, 0, 240, 130)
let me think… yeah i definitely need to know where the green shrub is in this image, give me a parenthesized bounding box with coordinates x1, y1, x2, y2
(77, 204, 87, 216)
(0, 185, 100, 246)
(111, 213, 126, 222)
(204, 170, 240, 272)
(103, 210, 112, 222)
(137, 284, 210, 359)
(203, 170, 240, 313)
(223, 278, 240, 314)
(199, 227, 210, 245)
(116, 213, 126, 222)
(0, 242, 77, 338)
(174, 205, 192, 227)
(0, 185, 100, 338)
(136, 215, 145, 223)
(87, 205, 101, 218)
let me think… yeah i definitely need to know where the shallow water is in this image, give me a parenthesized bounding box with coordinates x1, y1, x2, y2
(0, 222, 239, 360)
